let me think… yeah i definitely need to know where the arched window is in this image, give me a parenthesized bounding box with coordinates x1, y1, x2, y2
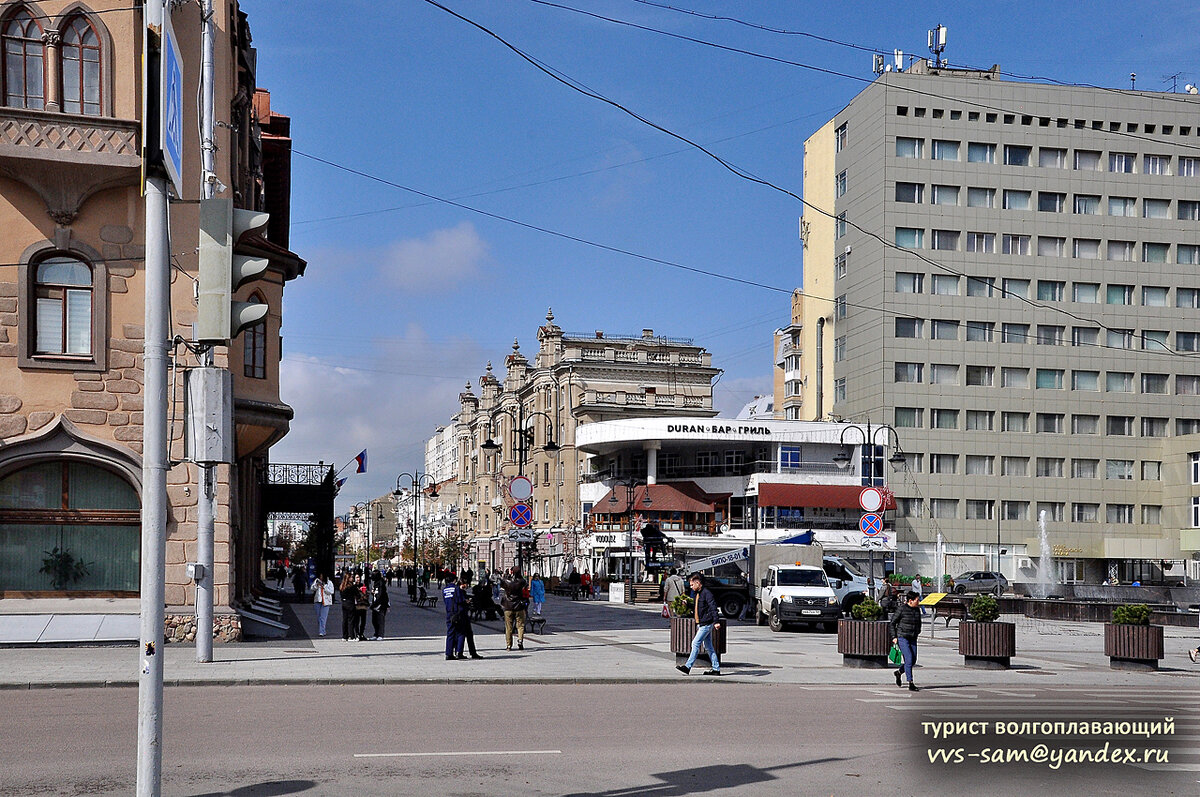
(61, 15, 100, 116)
(0, 460, 140, 593)
(2, 7, 44, 109)
(34, 255, 93, 356)
(243, 293, 267, 378)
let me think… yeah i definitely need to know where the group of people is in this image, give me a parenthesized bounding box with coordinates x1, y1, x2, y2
(442, 566, 536, 659)
(331, 570, 390, 641)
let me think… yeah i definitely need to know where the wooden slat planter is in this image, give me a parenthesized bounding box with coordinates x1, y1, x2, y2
(669, 616, 727, 661)
(625, 581, 664, 604)
(1104, 624, 1164, 671)
(837, 619, 891, 668)
(958, 621, 1016, 669)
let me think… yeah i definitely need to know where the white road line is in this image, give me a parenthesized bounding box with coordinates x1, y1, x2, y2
(354, 749, 562, 759)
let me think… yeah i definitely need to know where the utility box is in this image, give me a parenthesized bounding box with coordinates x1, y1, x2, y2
(185, 367, 233, 464)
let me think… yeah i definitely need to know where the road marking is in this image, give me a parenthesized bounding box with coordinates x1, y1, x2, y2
(355, 749, 562, 759)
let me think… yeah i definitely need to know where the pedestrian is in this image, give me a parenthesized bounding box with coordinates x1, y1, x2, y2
(339, 572, 357, 641)
(292, 565, 307, 599)
(529, 573, 545, 616)
(568, 568, 582, 600)
(911, 575, 926, 616)
(662, 568, 686, 615)
(353, 575, 369, 641)
(312, 571, 334, 637)
(369, 571, 389, 640)
(407, 566, 417, 602)
(580, 570, 592, 600)
(501, 567, 529, 651)
(455, 575, 483, 659)
(443, 574, 466, 660)
(676, 573, 721, 676)
(890, 590, 923, 691)
(472, 577, 499, 621)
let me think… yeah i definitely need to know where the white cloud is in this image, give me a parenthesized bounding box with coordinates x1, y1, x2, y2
(378, 222, 488, 292)
(272, 327, 487, 511)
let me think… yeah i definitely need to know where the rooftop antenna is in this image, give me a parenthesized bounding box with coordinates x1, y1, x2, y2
(927, 24, 947, 68)
(1130, 72, 1137, 90)
(1187, 84, 1199, 96)
(893, 49, 904, 72)
(1163, 72, 1183, 92)
(872, 53, 885, 75)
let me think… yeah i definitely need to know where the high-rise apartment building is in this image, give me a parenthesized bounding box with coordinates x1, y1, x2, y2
(790, 61, 1200, 584)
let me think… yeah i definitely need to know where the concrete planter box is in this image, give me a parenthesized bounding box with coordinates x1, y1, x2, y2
(837, 619, 891, 668)
(1104, 623, 1164, 671)
(669, 616, 726, 661)
(958, 621, 1016, 669)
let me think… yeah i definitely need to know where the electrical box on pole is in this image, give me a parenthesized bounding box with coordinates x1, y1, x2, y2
(197, 197, 270, 343)
(185, 366, 233, 464)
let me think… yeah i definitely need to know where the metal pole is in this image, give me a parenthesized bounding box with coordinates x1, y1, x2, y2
(138, 3, 169, 792)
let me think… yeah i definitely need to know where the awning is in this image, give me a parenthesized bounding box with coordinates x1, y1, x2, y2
(595, 482, 730, 515)
(757, 483, 895, 510)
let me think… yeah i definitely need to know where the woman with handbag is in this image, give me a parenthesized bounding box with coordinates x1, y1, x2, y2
(889, 590, 923, 692)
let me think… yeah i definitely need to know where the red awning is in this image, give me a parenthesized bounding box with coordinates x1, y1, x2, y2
(757, 483, 895, 510)
(595, 482, 730, 515)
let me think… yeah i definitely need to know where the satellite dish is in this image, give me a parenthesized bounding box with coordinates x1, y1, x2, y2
(1187, 84, 1198, 95)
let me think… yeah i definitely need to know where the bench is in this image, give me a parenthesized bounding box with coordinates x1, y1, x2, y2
(527, 614, 547, 634)
(551, 585, 575, 597)
(417, 595, 439, 609)
(931, 599, 968, 627)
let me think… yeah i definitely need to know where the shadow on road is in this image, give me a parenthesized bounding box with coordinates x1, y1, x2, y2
(189, 779, 318, 796)
(560, 757, 849, 797)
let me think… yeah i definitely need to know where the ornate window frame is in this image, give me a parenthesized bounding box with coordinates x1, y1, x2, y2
(17, 237, 108, 372)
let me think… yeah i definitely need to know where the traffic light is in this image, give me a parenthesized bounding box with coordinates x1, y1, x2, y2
(197, 197, 270, 343)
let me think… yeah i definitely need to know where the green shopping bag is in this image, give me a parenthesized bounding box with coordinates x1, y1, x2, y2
(887, 643, 903, 666)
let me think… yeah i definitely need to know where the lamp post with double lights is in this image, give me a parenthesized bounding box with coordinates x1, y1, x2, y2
(832, 422, 906, 594)
(394, 473, 439, 579)
(348, 502, 369, 570)
(609, 476, 653, 584)
(481, 406, 559, 572)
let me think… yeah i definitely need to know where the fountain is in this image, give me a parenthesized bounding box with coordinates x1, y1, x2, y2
(1036, 509, 1053, 598)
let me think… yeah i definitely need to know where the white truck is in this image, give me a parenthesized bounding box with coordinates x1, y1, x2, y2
(684, 544, 871, 627)
(758, 563, 841, 632)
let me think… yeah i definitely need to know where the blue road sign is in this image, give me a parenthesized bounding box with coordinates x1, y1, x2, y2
(510, 503, 532, 527)
(860, 513, 883, 537)
(161, 12, 184, 196)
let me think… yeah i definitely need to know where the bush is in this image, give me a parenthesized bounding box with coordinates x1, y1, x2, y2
(969, 594, 1000, 622)
(670, 593, 694, 617)
(1111, 603, 1152, 625)
(851, 596, 884, 620)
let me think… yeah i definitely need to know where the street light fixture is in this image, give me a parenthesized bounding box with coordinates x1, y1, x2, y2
(394, 472, 438, 582)
(609, 477, 653, 583)
(483, 404, 559, 572)
(832, 421, 906, 594)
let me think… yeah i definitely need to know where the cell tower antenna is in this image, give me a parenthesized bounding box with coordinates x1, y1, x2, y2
(927, 24, 947, 68)
(1163, 72, 1183, 93)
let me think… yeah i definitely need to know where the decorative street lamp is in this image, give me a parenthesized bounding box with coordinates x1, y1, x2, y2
(394, 472, 438, 578)
(481, 405, 558, 572)
(832, 421, 906, 594)
(609, 477, 652, 584)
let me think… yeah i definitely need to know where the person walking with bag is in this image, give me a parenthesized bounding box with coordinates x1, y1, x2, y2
(676, 573, 721, 676)
(501, 567, 528, 651)
(890, 590, 923, 691)
(662, 568, 686, 616)
(312, 571, 335, 637)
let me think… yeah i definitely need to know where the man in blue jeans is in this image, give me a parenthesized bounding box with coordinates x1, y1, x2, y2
(676, 573, 721, 676)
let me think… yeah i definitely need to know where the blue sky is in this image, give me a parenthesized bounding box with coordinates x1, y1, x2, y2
(245, 0, 1200, 509)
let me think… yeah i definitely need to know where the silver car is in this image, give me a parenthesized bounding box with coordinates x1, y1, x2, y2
(950, 571, 1009, 595)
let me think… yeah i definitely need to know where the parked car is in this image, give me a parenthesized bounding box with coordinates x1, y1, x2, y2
(950, 571, 1009, 595)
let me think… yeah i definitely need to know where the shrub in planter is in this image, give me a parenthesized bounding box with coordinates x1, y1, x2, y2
(670, 594, 694, 618)
(969, 594, 1000, 622)
(851, 596, 884, 621)
(839, 597, 890, 667)
(1106, 603, 1163, 671)
(959, 593, 1014, 669)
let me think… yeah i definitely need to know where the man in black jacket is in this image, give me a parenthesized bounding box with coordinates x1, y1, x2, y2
(676, 573, 721, 676)
(890, 590, 923, 691)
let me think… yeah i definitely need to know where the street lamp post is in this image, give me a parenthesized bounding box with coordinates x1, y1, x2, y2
(394, 473, 438, 586)
(609, 476, 652, 584)
(481, 405, 559, 573)
(832, 421, 906, 593)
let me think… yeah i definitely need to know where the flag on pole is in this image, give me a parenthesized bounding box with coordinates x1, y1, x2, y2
(335, 477, 347, 489)
(355, 450, 368, 473)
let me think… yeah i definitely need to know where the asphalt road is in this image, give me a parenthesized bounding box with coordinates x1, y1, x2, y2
(2, 683, 1197, 796)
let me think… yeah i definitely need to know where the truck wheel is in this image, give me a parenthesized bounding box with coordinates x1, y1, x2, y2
(822, 621, 837, 633)
(720, 595, 744, 619)
(769, 608, 785, 632)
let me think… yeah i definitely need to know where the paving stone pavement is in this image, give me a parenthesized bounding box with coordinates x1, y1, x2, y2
(2, 591, 1199, 688)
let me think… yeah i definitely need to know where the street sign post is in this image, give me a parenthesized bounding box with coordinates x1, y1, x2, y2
(160, 11, 184, 196)
(510, 503, 532, 527)
(509, 475, 533, 503)
(859, 487, 884, 513)
(860, 513, 883, 537)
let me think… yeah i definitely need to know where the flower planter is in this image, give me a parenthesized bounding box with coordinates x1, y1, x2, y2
(958, 621, 1016, 669)
(1104, 623, 1164, 671)
(837, 619, 891, 668)
(669, 616, 727, 662)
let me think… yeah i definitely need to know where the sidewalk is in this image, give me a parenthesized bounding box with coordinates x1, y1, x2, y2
(1, 592, 1199, 689)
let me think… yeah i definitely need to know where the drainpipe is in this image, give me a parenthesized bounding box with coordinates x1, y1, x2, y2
(814, 317, 825, 421)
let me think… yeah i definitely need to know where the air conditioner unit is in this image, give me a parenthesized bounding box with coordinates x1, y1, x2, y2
(1016, 557, 1032, 570)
